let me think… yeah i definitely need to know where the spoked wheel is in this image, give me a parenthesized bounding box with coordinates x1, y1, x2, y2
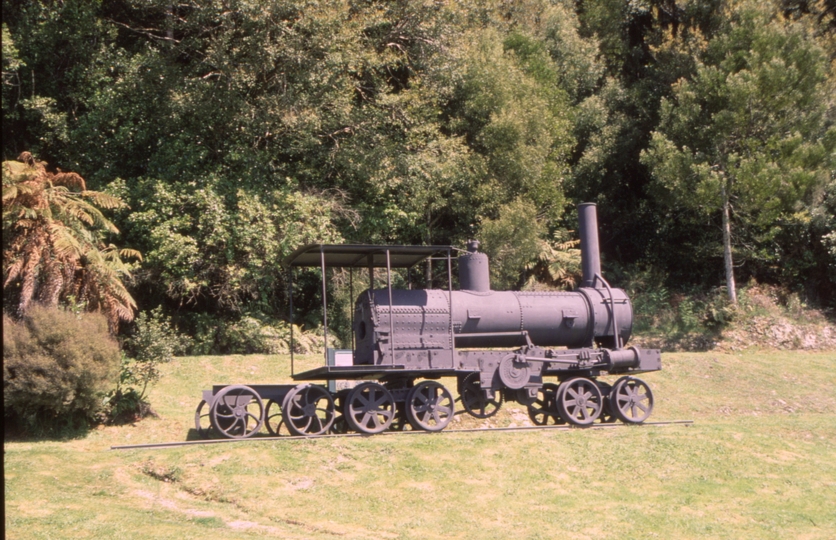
(556, 378, 603, 427)
(330, 416, 349, 434)
(194, 400, 214, 439)
(210, 385, 265, 439)
(405, 381, 455, 432)
(596, 382, 618, 424)
(330, 389, 351, 434)
(345, 382, 396, 434)
(283, 384, 336, 436)
(610, 376, 654, 424)
(389, 404, 413, 431)
(527, 383, 564, 425)
(264, 399, 285, 435)
(460, 373, 502, 419)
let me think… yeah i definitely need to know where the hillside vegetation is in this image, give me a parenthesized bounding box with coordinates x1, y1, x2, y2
(5, 350, 836, 539)
(3, 1, 835, 355)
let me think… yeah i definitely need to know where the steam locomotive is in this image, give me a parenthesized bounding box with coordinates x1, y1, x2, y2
(195, 203, 661, 438)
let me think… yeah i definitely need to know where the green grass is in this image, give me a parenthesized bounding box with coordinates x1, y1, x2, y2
(5, 350, 836, 539)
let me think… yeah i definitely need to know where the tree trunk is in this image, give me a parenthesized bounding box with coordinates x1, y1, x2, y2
(721, 181, 737, 304)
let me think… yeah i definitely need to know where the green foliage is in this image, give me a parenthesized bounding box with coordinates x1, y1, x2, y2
(105, 307, 190, 422)
(189, 313, 331, 356)
(642, 1, 835, 298)
(2, 0, 834, 348)
(524, 229, 582, 290)
(810, 177, 836, 303)
(3, 307, 120, 436)
(480, 198, 544, 290)
(126, 178, 346, 314)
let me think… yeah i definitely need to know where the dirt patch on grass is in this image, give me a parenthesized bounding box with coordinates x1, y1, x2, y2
(719, 315, 836, 351)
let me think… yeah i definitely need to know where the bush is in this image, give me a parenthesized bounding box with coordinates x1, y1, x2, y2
(3, 307, 121, 436)
(105, 307, 190, 423)
(188, 312, 331, 355)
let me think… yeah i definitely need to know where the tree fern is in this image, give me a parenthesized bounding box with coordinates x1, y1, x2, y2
(3, 152, 139, 332)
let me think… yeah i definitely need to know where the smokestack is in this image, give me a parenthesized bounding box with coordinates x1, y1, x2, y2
(578, 203, 601, 288)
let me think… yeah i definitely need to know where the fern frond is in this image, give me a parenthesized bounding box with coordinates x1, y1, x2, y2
(2, 185, 18, 203)
(119, 248, 143, 262)
(53, 172, 86, 190)
(82, 191, 126, 210)
(48, 222, 84, 259)
(4, 256, 24, 286)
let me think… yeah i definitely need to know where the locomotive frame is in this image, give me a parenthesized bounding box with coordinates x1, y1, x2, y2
(195, 203, 662, 439)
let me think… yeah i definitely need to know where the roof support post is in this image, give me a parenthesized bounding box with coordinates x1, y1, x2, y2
(447, 249, 455, 365)
(386, 249, 395, 365)
(349, 267, 355, 359)
(320, 247, 328, 364)
(289, 267, 295, 376)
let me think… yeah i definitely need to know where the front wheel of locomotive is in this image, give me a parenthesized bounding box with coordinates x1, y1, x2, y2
(610, 376, 654, 424)
(405, 381, 455, 432)
(527, 383, 564, 425)
(460, 373, 502, 419)
(556, 378, 603, 427)
(596, 381, 618, 424)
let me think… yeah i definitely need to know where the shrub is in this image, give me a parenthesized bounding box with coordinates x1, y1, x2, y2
(188, 312, 331, 355)
(105, 307, 190, 423)
(3, 307, 120, 436)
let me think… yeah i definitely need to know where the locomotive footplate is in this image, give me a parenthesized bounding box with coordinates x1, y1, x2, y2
(291, 364, 458, 382)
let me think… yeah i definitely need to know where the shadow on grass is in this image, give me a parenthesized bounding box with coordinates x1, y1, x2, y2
(3, 414, 95, 442)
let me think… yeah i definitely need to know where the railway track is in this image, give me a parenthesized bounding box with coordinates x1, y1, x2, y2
(111, 419, 694, 450)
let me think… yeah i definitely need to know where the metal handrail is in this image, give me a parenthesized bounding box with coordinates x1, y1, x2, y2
(594, 273, 621, 349)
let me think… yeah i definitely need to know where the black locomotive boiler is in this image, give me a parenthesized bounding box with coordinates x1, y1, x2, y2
(195, 203, 661, 438)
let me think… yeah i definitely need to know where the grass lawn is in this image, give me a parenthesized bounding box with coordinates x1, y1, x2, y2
(5, 350, 836, 539)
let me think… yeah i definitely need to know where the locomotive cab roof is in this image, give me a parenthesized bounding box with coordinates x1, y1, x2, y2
(284, 244, 456, 268)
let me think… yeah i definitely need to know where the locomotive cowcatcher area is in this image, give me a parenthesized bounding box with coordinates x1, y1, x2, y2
(195, 204, 663, 439)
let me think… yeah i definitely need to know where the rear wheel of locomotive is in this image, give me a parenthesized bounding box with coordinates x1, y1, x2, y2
(282, 384, 336, 436)
(264, 399, 285, 435)
(194, 400, 214, 439)
(344, 382, 396, 434)
(610, 376, 654, 424)
(405, 381, 455, 432)
(556, 377, 603, 427)
(209, 385, 265, 439)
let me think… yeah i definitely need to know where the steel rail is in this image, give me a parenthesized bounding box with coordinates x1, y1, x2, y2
(111, 420, 694, 450)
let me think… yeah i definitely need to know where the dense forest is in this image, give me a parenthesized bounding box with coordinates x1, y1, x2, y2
(3, 0, 835, 354)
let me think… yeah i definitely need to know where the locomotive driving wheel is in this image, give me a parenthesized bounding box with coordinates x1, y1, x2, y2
(345, 382, 396, 434)
(610, 376, 654, 424)
(556, 378, 603, 426)
(210, 385, 265, 439)
(282, 384, 336, 436)
(405, 381, 455, 431)
(596, 382, 617, 424)
(527, 383, 564, 425)
(460, 373, 502, 419)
